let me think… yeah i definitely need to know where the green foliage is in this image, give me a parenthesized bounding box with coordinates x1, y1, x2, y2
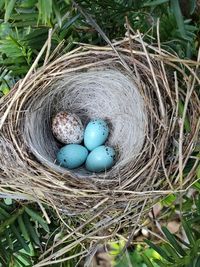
(0, 0, 80, 97)
(4, 0, 17, 22)
(0, 0, 198, 83)
(0, 0, 198, 98)
(0, 0, 103, 80)
(0, 199, 59, 266)
(109, 241, 160, 267)
(0, 198, 84, 266)
(0, 66, 14, 96)
(145, 193, 200, 267)
(37, 0, 53, 25)
(77, 0, 198, 58)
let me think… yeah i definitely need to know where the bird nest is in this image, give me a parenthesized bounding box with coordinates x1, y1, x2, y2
(0, 35, 199, 264)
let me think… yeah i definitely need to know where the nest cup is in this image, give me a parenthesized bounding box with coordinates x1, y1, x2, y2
(24, 69, 147, 177)
(0, 37, 199, 264)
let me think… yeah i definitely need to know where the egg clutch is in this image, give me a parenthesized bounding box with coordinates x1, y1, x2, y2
(52, 112, 116, 173)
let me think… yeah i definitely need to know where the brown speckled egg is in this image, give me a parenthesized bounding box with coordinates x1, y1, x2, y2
(52, 112, 84, 144)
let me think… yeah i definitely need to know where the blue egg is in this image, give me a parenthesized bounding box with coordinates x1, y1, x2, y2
(56, 144, 88, 169)
(85, 145, 115, 172)
(84, 119, 109, 151)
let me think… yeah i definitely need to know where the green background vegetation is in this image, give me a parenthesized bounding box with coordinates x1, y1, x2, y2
(0, 0, 200, 266)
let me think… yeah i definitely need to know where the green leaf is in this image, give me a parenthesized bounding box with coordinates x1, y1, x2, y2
(12, 20, 40, 27)
(0, 206, 10, 218)
(38, 0, 53, 25)
(145, 239, 174, 263)
(190, 0, 196, 15)
(154, 259, 170, 267)
(25, 207, 49, 233)
(162, 194, 176, 206)
(4, 0, 16, 22)
(0, 201, 12, 212)
(188, 215, 200, 224)
(0, 84, 10, 95)
(143, 0, 169, 7)
(23, 213, 40, 246)
(0, 212, 6, 220)
(142, 254, 155, 267)
(0, 37, 26, 60)
(196, 193, 200, 215)
(10, 13, 38, 20)
(24, 28, 49, 50)
(0, 238, 9, 262)
(162, 226, 186, 256)
(162, 243, 181, 260)
(175, 234, 191, 248)
(0, 0, 5, 9)
(197, 164, 200, 179)
(16, 252, 33, 265)
(24, 28, 49, 42)
(18, 215, 30, 241)
(182, 220, 195, 246)
(19, 0, 37, 8)
(0, 256, 7, 267)
(14, 255, 27, 267)
(5, 228, 13, 250)
(52, 0, 62, 28)
(10, 224, 30, 253)
(195, 255, 200, 267)
(0, 207, 25, 234)
(170, 0, 186, 38)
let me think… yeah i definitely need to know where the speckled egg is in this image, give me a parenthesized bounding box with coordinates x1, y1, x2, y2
(52, 112, 84, 144)
(84, 119, 109, 151)
(85, 145, 115, 172)
(56, 144, 88, 169)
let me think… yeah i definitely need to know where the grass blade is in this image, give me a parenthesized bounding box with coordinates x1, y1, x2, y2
(4, 0, 16, 22)
(23, 213, 40, 246)
(0, 207, 25, 234)
(190, 0, 196, 15)
(16, 252, 33, 266)
(5, 228, 13, 250)
(145, 239, 174, 263)
(143, 0, 169, 7)
(142, 253, 155, 267)
(162, 243, 181, 260)
(170, 0, 186, 38)
(25, 207, 49, 233)
(0, 238, 9, 262)
(14, 255, 27, 267)
(195, 255, 200, 267)
(0, 201, 13, 211)
(52, 0, 62, 28)
(10, 224, 30, 253)
(18, 215, 30, 241)
(0, 206, 10, 218)
(182, 220, 195, 246)
(38, 0, 52, 25)
(0, 0, 5, 9)
(162, 226, 186, 256)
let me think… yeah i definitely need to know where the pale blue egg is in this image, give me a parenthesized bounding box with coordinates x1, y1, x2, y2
(84, 119, 109, 151)
(85, 145, 115, 172)
(56, 144, 88, 169)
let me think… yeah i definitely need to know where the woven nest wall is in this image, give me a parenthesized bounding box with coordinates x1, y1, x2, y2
(0, 36, 200, 264)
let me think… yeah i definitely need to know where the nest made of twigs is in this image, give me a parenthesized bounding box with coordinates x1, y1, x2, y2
(0, 34, 199, 265)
